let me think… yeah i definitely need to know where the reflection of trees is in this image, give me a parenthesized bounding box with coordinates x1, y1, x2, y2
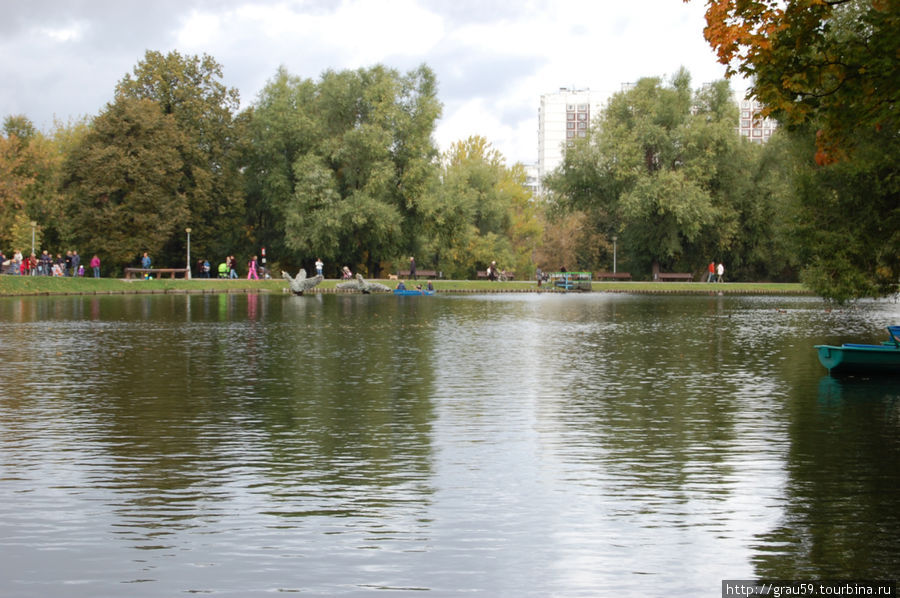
(245, 294, 437, 519)
(2, 294, 436, 546)
(753, 377, 900, 578)
(536, 297, 749, 498)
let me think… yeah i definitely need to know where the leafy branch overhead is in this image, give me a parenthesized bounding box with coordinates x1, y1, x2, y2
(693, 0, 899, 163)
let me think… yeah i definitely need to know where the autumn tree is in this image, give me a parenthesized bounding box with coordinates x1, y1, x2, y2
(115, 50, 245, 262)
(0, 116, 62, 254)
(532, 210, 607, 273)
(0, 119, 37, 252)
(696, 0, 898, 163)
(62, 98, 189, 269)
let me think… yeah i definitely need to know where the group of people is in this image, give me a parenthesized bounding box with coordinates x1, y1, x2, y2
(396, 280, 434, 291)
(1, 249, 102, 278)
(188, 255, 266, 279)
(707, 261, 726, 283)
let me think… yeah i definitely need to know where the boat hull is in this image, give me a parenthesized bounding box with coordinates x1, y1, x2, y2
(393, 289, 434, 296)
(815, 343, 900, 374)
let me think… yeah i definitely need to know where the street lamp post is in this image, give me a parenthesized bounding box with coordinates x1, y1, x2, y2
(185, 228, 192, 279)
(30, 221, 36, 256)
(612, 235, 618, 274)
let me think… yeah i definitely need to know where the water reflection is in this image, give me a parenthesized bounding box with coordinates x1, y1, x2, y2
(752, 373, 900, 579)
(0, 293, 898, 596)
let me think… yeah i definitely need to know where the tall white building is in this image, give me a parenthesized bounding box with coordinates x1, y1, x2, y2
(522, 162, 540, 197)
(738, 98, 777, 143)
(537, 88, 606, 193)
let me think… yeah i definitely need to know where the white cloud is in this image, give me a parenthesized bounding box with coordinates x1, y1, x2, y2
(329, 0, 445, 63)
(435, 98, 501, 155)
(39, 21, 87, 43)
(220, 0, 445, 67)
(175, 11, 222, 49)
(1, 0, 748, 164)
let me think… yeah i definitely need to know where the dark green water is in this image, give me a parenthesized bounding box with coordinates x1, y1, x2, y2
(1, 292, 898, 596)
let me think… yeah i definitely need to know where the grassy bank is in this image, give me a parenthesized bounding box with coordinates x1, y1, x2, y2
(0, 274, 813, 297)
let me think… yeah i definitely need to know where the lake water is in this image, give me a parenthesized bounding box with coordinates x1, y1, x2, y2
(1, 292, 898, 597)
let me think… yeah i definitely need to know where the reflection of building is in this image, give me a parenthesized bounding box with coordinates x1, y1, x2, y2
(537, 88, 606, 193)
(738, 99, 777, 143)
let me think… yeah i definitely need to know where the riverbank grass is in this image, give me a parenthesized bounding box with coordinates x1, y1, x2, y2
(0, 275, 812, 296)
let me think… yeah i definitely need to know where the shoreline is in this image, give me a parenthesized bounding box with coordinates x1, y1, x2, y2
(0, 276, 815, 297)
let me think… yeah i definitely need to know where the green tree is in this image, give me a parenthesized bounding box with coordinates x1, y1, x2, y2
(115, 50, 245, 263)
(421, 136, 540, 279)
(3, 115, 37, 142)
(698, 0, 899, 298)
(774, 125, 899, 301)
(241, 67, 319, 263)
(62, 97, 189, 270)
(38, 117, 92, 251)
(546, 72, 763, 278)
(244, 64, 441, 275)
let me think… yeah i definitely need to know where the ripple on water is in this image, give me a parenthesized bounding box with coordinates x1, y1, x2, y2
(1, 293, 899, 596)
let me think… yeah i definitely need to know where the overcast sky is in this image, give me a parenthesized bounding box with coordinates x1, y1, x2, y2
(0, 0, 746, 165)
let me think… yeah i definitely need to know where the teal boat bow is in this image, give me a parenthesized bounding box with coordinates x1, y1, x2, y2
(815, 326, 900, 374)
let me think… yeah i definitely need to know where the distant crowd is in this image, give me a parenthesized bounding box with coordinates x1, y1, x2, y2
(189, 255, 269, 280)
(1, 249, 101, 278)
(0, 248, 272, 280)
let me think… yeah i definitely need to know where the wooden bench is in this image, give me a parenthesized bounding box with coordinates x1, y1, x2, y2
(477, 270, 515, 280)
(124, 268, 190, 280)
(657, 272, 693, 282)
(594, 272, 632, 280)
(397, 269, 437, 279)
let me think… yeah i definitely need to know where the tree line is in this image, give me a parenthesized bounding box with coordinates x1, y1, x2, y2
(1, 52, 542, 282)
(1, 0, 896, 301)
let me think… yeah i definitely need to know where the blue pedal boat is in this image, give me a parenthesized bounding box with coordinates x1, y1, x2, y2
(393, 289, 435, 296)
(815, 326, 900, 374)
